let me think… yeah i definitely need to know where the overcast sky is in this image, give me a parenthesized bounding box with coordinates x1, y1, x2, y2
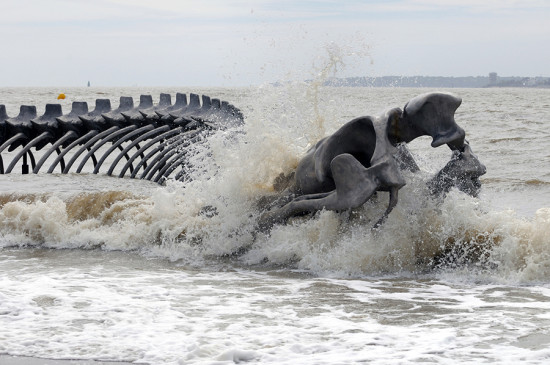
(1, 0, 548, 86)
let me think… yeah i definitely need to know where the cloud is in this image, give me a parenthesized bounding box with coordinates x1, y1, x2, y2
(4, 0, 550, 23)
(345, 0, 550, 14)
(0, 0, 548, 86)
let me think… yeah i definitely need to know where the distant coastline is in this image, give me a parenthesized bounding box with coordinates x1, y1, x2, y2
(322, 73, 550, 88)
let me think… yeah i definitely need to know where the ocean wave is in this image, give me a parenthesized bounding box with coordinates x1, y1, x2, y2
(525, 179, 550, 186)
(487, 137, 525, 143)
(1, 174, 549, 284)
(1, 85, 550, 284)
(480, 177, 550, 187)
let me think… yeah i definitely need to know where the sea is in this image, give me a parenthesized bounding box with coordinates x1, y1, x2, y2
(1, 85, 550, 364)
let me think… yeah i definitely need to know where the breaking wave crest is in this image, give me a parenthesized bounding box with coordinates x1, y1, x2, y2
(1, 80, 549, 284)
(1, 148, 549, 285)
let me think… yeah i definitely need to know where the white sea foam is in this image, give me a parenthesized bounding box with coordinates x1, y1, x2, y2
(1, 85, 550, 283)
(1, 249, 550, 364)
(1, 122, 549, 285)
(1, 85, 550, 364)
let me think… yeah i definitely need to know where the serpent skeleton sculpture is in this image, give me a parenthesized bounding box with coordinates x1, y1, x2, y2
(0, 93, 244, 182)
(258, 92, 486, 231)
(1, 91, 486, 230)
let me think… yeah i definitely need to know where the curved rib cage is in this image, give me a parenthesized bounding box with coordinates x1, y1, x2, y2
(0, 93, 244, 183)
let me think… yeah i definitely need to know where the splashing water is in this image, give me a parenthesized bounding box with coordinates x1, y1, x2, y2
(306, 42, 347, 140)
(2, 83, 550, 365)
(1, 84, 550, 284)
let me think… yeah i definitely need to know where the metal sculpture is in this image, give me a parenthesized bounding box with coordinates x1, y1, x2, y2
(0, 93, 243, 182)
(1, 91, 486, 231)
(258, 92, 486, 230)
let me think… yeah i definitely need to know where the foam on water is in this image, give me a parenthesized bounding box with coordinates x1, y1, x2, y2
(2, 41, 550, 364)
(1, 84, 550, 284)
(2, 249, 550, 364)
(1, 83, 550, 364)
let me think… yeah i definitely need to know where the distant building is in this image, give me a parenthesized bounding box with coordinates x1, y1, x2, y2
(318, 73, 549, 88)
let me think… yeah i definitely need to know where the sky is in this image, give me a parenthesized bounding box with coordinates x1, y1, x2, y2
(0, 0, 548, 87)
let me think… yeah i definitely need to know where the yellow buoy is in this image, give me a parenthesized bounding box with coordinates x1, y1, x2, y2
(57, 93, 66, 100)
